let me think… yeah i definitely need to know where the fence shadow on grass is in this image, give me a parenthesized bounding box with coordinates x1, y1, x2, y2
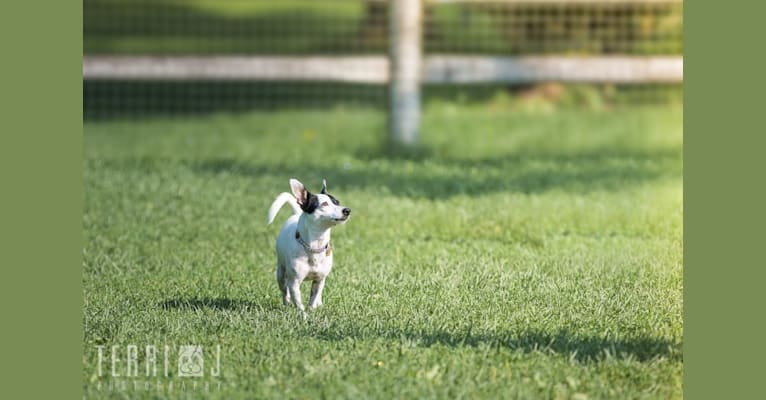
(156, 298, 680, 362)
(305, 325, 681, 363)
(159, 297, 282, 312)
(83, 81, 389, 121)
(190, 147, 681, 199)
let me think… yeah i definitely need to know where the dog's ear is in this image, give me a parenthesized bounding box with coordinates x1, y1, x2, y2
(289, 179, 308, 205)
(321, 178, 328, 194)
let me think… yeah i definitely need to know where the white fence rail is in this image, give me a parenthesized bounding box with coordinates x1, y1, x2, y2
(83, 55, 682, 84)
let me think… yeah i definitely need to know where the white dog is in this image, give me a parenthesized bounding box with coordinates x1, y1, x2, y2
(267, 178, 351, 312)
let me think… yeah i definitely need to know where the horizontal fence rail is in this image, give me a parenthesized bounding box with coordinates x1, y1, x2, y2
(425, 55, 682, 83)
(83, 56, 388, 84)
(83, 55, 682, 84)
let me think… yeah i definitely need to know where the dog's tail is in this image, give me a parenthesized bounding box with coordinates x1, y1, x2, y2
(267, 192, 302, 224)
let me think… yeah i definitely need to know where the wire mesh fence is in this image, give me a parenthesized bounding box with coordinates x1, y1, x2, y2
(424, 1, 682, 55)
(83, 0, 682, 120)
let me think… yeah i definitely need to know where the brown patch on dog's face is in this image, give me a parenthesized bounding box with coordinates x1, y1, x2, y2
(325, 245, 332, 256)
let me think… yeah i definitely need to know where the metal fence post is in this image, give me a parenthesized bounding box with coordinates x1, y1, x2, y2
(389, 0, 422, 147)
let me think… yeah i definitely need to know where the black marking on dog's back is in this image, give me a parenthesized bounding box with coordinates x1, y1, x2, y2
(301, 191, 320, 214)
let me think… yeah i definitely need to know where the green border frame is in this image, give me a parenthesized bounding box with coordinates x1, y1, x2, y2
(3, 0, 765, 398)
(684, 1, 765, 399)
(0, 1, 82, 398)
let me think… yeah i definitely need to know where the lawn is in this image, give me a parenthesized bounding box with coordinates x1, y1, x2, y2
(83, 103, 682, 399)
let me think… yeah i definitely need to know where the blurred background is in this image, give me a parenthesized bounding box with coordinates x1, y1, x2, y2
(82, 5, 683, 396)
(83, 0, 682, 125)
(81, 0, 684, 210)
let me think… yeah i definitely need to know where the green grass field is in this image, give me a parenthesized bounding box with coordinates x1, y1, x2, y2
(83, 103, 682, 399)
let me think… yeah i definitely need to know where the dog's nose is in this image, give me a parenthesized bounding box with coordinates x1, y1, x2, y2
(342, 208, 351, 216)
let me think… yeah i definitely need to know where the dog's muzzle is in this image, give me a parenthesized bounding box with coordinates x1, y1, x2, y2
(334, 208, 351, 222)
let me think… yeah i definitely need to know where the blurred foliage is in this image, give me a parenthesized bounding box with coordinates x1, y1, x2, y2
(84, 0, 682, 55)
(84, 0, 380, 54)
(426, 2, 682, 55)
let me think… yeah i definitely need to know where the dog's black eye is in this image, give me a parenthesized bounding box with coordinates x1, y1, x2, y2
(321, 202, 329, 207)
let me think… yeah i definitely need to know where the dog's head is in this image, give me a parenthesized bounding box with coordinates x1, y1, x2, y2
(290, 178, 351, 226)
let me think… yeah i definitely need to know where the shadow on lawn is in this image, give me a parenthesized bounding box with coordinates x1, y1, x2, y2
(190, 147, 681, 198)
(307, 326, 681, 363)
(159, 297, 281, 312)
(157, 297, 680, 362)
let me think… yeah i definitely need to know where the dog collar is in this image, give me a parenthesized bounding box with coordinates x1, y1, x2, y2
(295, 231, 330, 254)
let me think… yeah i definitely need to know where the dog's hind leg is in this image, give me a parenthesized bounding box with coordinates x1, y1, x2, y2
(276, 263, 291, 305)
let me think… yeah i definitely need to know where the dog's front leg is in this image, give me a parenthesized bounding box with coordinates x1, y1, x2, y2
(308, 278, 326, 309)
(287, 280, 305, 313)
